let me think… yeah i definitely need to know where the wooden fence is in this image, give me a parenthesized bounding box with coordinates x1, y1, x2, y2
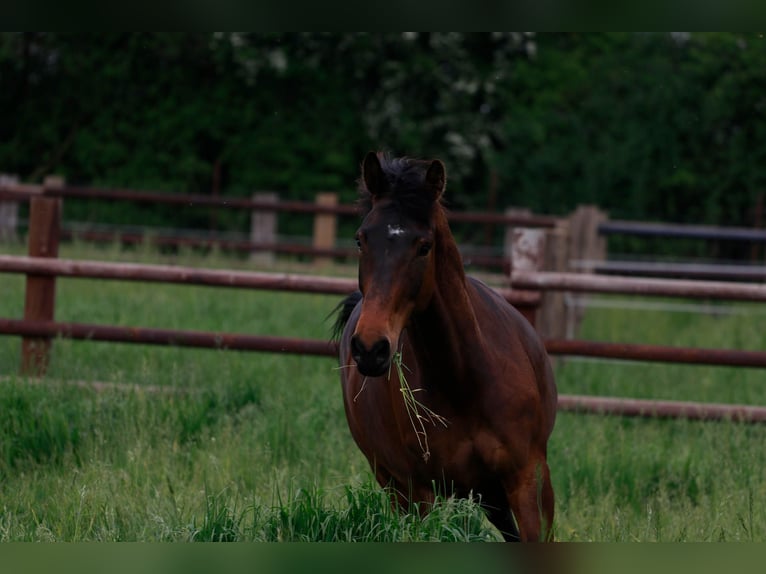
(1, 193, 766, 423)
(2, 178, 765, 276)
(0, 177, 589, 341)
(0, 178, 557, 269)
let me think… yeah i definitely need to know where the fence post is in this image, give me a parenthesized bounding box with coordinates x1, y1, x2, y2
(538, 219, 570, 341)
(250, 192, 277, 266)
(20, 176, 63, 376)
(503, 207, 533, 267)
(312, 192, 338, 266)
(509, 227, 546, 328)
(566, 205, 608, 338)
(0, 174, 19, 242)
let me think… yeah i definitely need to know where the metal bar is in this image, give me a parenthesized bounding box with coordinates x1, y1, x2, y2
(59, 186, 362, 216)
(584, 260, 766, 282)
(563, 294, 761, 316)
(57, 229, 508, 268)
(0, 254, 539, 306)
(511, 270, 766, 302)
(0, 182, 556, 226)
(557, 394, 766, 423)
(2, 319, 765, 423)
(0, 254, 357, 294)
(0, 183, 359, 215)
(1, 317, 764, 368)
(544, 339, 766, 368)
(59, 229, 360, 259)
(600, 220, 766, 242)
(0, 184, 43, 201)
(448, 211, 557, 227)
(0, 318, 338, 357)
(2, 319, 765, 425)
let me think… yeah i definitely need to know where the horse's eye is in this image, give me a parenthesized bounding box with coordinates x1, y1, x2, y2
(355, 237, 362, 252)
(417, 242, 432, 257)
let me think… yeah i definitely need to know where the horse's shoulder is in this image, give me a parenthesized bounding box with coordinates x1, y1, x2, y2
(467, 275, 556, 398)
(466, 276, 531, 331)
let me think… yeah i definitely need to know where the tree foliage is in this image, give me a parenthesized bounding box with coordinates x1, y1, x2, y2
(1, 33, 765, 238)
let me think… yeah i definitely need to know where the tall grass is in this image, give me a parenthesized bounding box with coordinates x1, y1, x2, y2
(552, 294, 766, 541)
(0, 244, 764, 541)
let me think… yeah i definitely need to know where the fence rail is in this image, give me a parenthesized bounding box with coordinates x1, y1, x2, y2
(544, 339, 766, 368)
(0, 182, 559, 227)
(0, 180, 549, 271)
(0, 254, 534, 305)
(2, 186, 766, 424)
(53, 228, 507, 269)
(4, 179, 764, 278)
(0, 318, 338, 357)
(4, 317, 765, 368)
(511, 270, 766, 302)
(600, 219, 766, 242)
(2, 317, 765, 424)
(576, 260, 766, 282)
(556, 395, 766, 423)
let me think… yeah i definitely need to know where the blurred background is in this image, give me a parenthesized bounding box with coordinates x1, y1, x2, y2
(2, 33, 764, 252)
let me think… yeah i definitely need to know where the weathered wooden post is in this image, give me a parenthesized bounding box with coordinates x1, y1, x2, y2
(0, 174, 19, 242)
(312, 192, 338, 267)
(509, 227, 546, 328)
(566, 205, 608, 338)
(250, 192, 277, 266)
(502, 207, 533, 265)
(568, 205, 608, 272)
(20, 176, 63, 376)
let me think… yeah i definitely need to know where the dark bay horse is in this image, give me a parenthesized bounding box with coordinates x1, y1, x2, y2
(333, 152, 557, 541)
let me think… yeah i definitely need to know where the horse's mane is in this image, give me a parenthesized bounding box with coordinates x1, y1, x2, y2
(357, 153, 443, 224)
(329, 290, 362, 343)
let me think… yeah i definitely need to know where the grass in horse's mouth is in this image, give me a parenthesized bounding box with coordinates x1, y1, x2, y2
(390, 350, 449, 462)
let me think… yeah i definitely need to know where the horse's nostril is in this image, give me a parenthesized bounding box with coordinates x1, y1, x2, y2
(370, 339, 391, 367)
(350, 335, 392, 375)
(350, 335, 365, 362)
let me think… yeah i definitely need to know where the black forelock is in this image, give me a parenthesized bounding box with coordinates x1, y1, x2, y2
(357, 153, 440, 224)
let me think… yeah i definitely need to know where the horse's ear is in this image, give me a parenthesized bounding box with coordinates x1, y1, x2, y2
(425, 159, 446, 200)
(362, 151, 386, 197)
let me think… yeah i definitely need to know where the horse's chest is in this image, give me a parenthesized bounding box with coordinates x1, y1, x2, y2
(343, 361, 519, 489)
(349, 391, 507, 485)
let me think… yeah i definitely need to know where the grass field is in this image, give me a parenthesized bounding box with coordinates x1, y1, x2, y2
(0, 242, 765, 541)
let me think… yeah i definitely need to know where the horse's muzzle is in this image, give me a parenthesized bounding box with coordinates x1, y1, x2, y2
(350, 335, 391, 377)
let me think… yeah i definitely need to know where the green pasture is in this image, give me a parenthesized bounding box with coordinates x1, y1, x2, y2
(0, 244, 765, 541)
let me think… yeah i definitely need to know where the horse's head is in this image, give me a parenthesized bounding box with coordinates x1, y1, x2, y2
(350, 151, 446, 377)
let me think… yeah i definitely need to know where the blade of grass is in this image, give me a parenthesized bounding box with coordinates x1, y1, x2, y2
(391, 351, 448, 462)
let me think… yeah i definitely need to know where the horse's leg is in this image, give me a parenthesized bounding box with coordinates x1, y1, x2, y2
(485, 504, 520, 542)
(476, 483, 521, 541)
(507, 455, 555, 542)
(374, 468, 435, 516)
(374, 468, 406, 512)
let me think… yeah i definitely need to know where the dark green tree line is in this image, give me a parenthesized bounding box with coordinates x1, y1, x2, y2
(1, 33, 764, 245)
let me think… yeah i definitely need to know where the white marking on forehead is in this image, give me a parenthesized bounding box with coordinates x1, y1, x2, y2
(387, 224, 406, 238)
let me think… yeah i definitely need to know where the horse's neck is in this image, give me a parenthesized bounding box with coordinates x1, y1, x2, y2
(408, 220, 482, 382)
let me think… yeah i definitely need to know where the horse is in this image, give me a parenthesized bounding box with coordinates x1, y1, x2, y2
(332, 151, 557, 542)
